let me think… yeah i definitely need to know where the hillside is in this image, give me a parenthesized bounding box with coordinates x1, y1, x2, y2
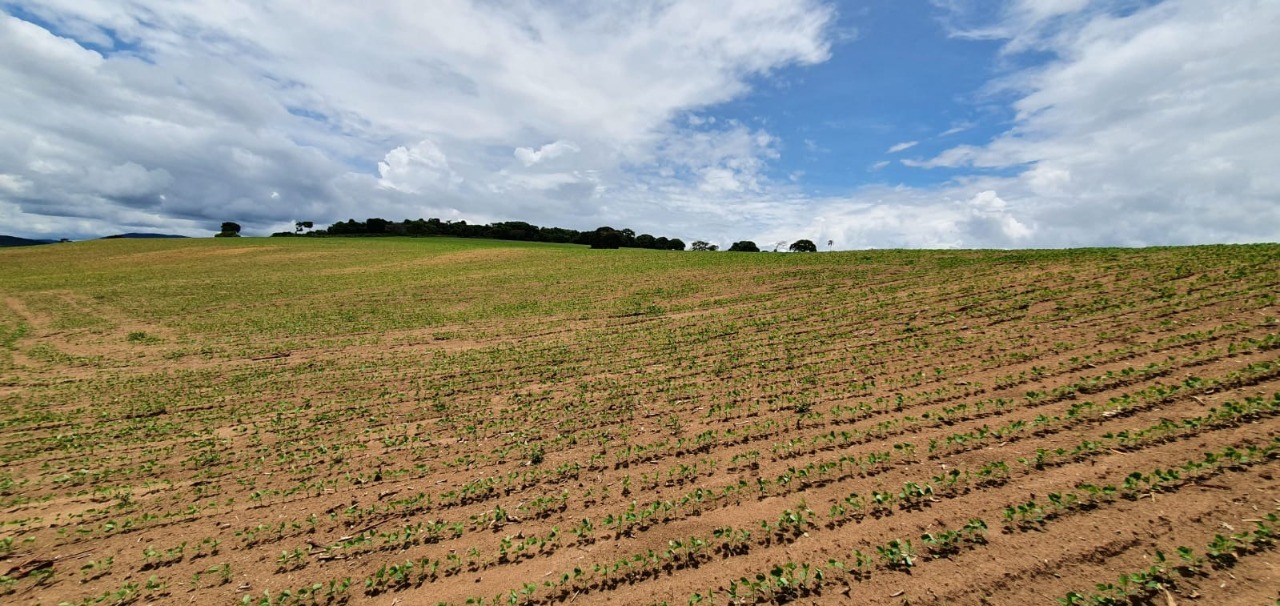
(0, 234, 56, 247)
(0, 237, 1277, 605)
(101, 233, 188, 239)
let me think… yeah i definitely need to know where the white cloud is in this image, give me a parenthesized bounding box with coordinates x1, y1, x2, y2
(728, 0, 1280, 251)
(0, 1, 834, 238)
(377, 139, 461, 194)
(900, 145, 979, 169)
(887, 141, 918, 153)
(932, 0, 1094, 52)
(964, 190, 1033, 241)
(1023, 164, 1071, 196)
(699, 168, 748, 193)
(1, 0, 1277, 250)
(0, 174, 32, 195)
(514, 141, 580, 167)
(89, 162, 173, 198)
(939, 121, 974, 136)
(892, 0, 1280, 247)
(1015, 0, 1089, 21)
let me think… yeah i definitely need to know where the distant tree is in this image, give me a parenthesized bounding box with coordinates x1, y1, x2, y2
(492, 221, 538, 241)
(539, 226, 577, 243)
(326, 219, 366, 235)
(384, 221, 408, 235)
(294, 221, 314, 234)
(216, 221, 242, 237)
(728, 240, 760, 252)
(691, 240, 717, 252)
(789, 239, 818, 253)
(403, 219, 429, 236)
(589, 227, 624, 249)
(310, 215, 682, 249)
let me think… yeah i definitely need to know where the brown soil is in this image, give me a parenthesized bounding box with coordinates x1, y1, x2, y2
(1, 247, 1278, 606)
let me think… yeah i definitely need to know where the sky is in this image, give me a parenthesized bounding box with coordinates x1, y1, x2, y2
(1, 0, 1278, 249)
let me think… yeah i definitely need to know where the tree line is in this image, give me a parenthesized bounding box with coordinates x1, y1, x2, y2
(262, 218, 822, 252)
(271, 218, 687, 250)
(693, 239, 818, 253)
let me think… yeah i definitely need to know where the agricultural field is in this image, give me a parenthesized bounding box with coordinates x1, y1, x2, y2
(1, 237, 1278, 606)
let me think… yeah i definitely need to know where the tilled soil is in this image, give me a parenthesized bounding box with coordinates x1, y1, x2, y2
(0, 242, 1277, 606)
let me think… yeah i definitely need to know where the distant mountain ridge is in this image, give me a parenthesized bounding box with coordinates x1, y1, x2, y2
(0, 235, 57, 247)
(101, 233, 188, 239)
(1, 233, 188, 247)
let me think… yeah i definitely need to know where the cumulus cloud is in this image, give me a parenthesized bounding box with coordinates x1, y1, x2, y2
(0, 1, 833, 238)
(377, 140, 461, 194)
(962, 190, 1033, 242)
(694, 0, 1279, 251)
(1, 0, 1277, 249)
(890, 0, 1280, 247)
(514, 141, 580, 167)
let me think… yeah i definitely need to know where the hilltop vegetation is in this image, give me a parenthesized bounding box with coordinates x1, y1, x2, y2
(0, 238, 1277, 605)
(275, 217, 689, 250)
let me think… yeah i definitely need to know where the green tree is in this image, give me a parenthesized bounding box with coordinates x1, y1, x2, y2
(589, 227, 623, 249)
(789, 239, 817, 252)
(728, 241, 760, 252)
(216, 222, 242, 237)
(619, 228, 636, 247)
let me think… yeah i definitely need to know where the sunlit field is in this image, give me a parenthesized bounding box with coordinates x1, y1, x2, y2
(2, 238, 1278, 605)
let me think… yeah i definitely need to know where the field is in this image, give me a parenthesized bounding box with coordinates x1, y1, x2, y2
(1, 237, 1278, 606)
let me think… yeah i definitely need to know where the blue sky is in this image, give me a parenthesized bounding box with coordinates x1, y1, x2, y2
(705, 3, 1011, 193)
(1, 1, 1278, 248)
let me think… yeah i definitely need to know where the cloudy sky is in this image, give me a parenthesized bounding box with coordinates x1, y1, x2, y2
(2, 1, 1277, 248)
